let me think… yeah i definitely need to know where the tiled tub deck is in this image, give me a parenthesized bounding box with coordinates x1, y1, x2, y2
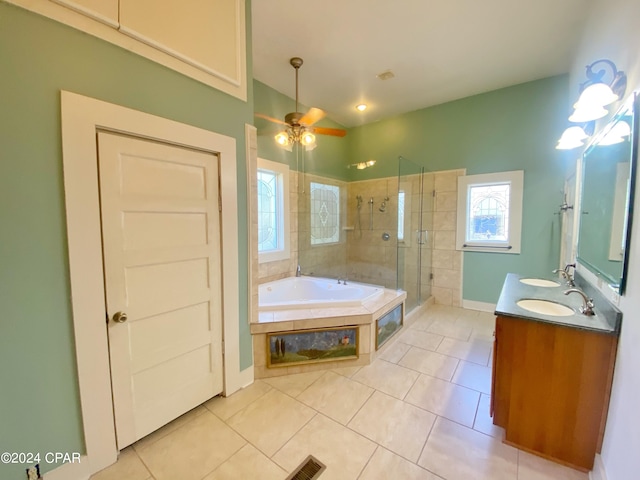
(251, 288, 412, 379)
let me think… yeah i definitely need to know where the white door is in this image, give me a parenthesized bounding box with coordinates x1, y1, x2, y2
(97, 132, 223, 448)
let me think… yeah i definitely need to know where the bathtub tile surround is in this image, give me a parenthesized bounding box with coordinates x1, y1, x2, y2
(92, 306, 587, 480)
(251, 285, 406, 379)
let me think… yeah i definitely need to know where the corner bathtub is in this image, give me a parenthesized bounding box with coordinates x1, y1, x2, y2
(258, 276, 384, 311)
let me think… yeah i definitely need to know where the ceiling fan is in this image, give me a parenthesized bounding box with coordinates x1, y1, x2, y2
(255, 57, 346, 151)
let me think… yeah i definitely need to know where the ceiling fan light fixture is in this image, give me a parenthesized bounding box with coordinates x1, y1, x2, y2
(300, 131, 316, 146)
(275, 131, 290, 146)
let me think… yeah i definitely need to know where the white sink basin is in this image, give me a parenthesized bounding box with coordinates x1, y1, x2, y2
(519, 278, 560, 287)
(516, 299, 574, 317)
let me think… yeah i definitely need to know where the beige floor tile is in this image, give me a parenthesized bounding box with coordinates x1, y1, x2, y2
(132, 405, 207, 451)
(454, 309, 480, 322)
(203, 444, 287, 480)
(352, 359, 420, 399)
(90, 447, 150, 480)
(358, 447, 443, 479)
(473, 394, 504, 439)
(297, 371, 374, 424)
(452, 360, 492, 394)
(331, 365, 362, 378)
(377, 341, 411, 363)
(418, 417, 518, 480)
(226, 389, 315, 457)
(349, 391, 436, 462)
(273, 414, 376, 480)
(517, 451, 588, 480)
(136, 411, 245, 480)
(262, 370, 325, 397)
(204, 380, 272, 420)
(425, 305, 460, 320)
(408, 317, 435, 332)
(436, 336, 492, 365)
(398, 330, 444, 351)
(405, 374, 480, 427)
(398, 347, 460, 381)
(427, 320, 472, 341)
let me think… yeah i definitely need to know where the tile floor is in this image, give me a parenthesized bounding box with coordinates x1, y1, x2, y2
(90, 305, 589, 480)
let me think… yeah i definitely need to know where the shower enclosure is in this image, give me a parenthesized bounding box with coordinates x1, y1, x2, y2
(296, 156, 433, 314)
(397, 156, 434, 312)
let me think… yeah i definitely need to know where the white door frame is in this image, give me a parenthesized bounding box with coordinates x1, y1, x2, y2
(58, 91, 252, 479)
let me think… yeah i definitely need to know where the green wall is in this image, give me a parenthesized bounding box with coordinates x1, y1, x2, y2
(0, 3, 253, 477)
(256, 75, 571, 302)
(253, 80, 350, 179)
(348, 76, 571, 302)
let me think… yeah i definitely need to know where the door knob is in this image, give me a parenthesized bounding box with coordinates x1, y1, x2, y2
(112, 311, 128, 323)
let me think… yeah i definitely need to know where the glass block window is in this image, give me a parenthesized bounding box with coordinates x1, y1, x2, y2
(456, 171, 523, 254)
(310, 182, 340, 245)
(257, 158, 290, 263)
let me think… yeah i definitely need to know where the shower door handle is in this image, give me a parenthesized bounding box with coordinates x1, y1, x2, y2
(416, 230, 428, 245)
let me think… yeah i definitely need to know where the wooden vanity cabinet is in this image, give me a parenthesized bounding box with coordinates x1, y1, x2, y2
(491, 315, 618, 471)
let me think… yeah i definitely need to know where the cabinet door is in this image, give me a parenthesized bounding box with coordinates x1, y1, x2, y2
(119, 0, 241, 83)
(52, 0, 118, 27)
(491, 316, 514, 429)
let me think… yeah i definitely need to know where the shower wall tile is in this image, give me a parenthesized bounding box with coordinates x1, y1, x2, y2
(434, 231, 456, 250)
(432, 250, 454, 269)
(435, 191, 457, 212)
(433, 211, 456, 231)
(431, 286, 453, 306)
(433, 268, 461, 290)
(434, 171, 459, 192)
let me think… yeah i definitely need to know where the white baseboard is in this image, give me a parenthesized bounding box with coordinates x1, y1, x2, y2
(462, 300, 496, 313)
(590, 454, 608, 480)
(43, 456, 90, 480)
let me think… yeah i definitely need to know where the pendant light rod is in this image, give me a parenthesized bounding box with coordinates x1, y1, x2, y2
(290, 57, 303, 114)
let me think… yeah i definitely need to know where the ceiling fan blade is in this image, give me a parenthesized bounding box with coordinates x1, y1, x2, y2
(299, 107, 326, 126)
(254, 112, 288, 126)
(312, 126, 347, 137)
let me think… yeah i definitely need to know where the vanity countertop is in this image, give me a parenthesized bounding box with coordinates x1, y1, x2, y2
(495, 273, 621, 335)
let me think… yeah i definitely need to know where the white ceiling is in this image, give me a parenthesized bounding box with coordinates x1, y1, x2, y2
(252, 0, 593, 127)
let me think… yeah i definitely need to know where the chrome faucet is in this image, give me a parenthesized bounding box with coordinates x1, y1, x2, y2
(553, 268, 575, 287)
(296, 265, 301, 277)
(564, 288, 595, 316)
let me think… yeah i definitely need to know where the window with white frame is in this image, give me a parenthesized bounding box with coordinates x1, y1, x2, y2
(257, 158, 290, 263)
(310, 181, 340, 245)
(456, 170, 523, 253)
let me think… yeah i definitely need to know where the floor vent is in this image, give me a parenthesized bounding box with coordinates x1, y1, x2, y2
(285, 455, 326, 480)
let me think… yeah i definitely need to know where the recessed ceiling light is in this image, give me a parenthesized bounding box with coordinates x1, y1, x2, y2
(356, 104, 367, 112)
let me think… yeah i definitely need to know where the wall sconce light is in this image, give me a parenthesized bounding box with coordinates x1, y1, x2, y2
(556, 59, 627, 150)
(556, 126, 590, 150)
(348, 160, 376, 169)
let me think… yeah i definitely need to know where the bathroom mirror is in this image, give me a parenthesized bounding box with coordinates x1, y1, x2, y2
(577, 93, 638, 294)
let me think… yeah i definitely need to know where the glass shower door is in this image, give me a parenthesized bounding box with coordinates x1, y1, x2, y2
(397, 156, 433, 313)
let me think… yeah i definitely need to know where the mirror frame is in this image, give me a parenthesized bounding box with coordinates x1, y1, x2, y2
(577, 92, 639, 294)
